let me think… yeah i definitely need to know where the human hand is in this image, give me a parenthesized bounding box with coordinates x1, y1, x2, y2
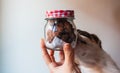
(40, 39, 81, 73)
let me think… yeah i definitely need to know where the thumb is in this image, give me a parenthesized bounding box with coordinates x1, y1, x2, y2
(63, 43, 74, 64)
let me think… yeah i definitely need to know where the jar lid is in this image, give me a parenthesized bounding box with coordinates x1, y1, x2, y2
(45, 10, 74, 20)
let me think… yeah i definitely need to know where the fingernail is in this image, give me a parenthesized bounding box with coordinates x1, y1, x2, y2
(64, 43, 70, 46)
(64, 43, 71, 51)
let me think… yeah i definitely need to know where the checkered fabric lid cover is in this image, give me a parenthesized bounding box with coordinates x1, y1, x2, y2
(46, 10, 74, 19)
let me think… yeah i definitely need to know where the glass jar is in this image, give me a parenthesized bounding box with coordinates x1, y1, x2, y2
(44, 10, 78, 51)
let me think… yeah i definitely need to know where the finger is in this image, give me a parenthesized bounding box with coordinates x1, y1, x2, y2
(49, 50, 55, 62)
(40, 38, 52, 65)
(59, 51, 64, 62)
(63, 43, 74, 64)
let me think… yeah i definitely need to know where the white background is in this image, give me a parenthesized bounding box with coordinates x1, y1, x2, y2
(1, 0, 120, 73)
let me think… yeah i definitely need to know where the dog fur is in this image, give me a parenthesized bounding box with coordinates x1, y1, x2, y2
(75, 29, 120, 73)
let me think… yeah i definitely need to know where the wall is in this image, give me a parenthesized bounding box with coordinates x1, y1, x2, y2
(0, 0, 2, 72)
(1, 0, 120, 73)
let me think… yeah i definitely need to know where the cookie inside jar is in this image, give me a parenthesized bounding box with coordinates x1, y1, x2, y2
(44, 10, 77, 50)
(47, 18, 76, 43)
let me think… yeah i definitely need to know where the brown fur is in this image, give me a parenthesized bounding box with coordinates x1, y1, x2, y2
(75, 29, 120, 73)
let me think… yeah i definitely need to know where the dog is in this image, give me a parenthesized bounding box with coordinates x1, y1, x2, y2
(75, 29, 120, 73)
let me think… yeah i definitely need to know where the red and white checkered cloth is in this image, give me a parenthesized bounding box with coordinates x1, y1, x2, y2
(46, 10, 74, 19)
